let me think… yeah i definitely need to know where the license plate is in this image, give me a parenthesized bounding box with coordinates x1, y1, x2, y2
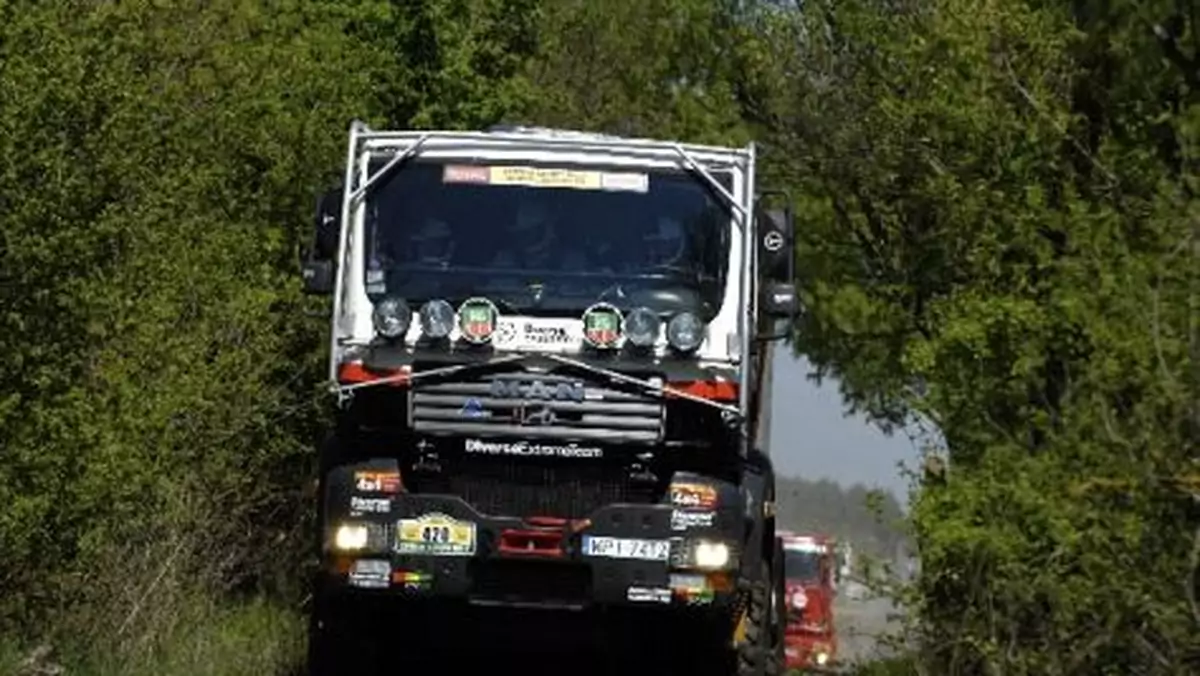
(581, 536, 670, 561)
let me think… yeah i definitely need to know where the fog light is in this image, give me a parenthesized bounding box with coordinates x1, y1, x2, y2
(694, 541, 730, 569)
(334, 524, 369, 551)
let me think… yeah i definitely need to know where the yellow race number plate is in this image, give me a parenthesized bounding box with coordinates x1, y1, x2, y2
(395, 513, 477, 556)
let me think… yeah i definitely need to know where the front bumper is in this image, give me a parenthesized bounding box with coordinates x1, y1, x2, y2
(784, 632, 837, 670)
(321, 492, 743, 612)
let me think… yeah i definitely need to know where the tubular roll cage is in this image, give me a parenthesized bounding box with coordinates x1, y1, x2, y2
(327, 120, 759, 448)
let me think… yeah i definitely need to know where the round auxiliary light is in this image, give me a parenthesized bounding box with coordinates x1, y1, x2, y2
(666, 311, 705, 353)
(581, 303, 623, 349)
(457, 297, 499, 345)
(419, 299, 456, 339)
(372, 296, 412, 340)
(792, 588, 809, 610)
(622, 306, 660, 348)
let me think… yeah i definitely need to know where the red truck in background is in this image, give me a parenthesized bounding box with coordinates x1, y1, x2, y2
(779, 531, 840, 670)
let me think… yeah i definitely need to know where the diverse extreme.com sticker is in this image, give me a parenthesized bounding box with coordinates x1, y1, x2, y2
(463, 438, 603, 459)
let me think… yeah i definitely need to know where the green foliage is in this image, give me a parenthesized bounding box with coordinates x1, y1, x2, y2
(0, 0, 537, 659)
(0, 598, 302, 676)
(738, 0, 1199, 672)
(3, 0, 1196, 673)
(518, 0, 752, 144)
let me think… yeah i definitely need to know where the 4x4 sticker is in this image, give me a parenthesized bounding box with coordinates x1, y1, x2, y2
(395, 513, 476, 556)
(669, 483, 718, 510)
(355, 470, 401, 494)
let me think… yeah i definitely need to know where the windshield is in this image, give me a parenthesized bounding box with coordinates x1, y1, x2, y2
(784, 549, 822, 583)
(362, 159, 731, 319)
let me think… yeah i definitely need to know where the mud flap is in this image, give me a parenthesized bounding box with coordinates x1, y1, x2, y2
(732, 608, 749, 647)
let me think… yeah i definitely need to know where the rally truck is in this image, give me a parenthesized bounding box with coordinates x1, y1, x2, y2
(780, 531, 841, 671)
(299, 121, 799, 674)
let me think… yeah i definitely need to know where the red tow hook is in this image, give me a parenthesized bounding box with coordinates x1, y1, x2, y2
(498, 516, 591, 558)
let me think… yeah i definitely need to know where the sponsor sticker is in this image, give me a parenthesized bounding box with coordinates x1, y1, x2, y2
(522, 323, 574, 345)
(582, 304, 622, 348)
(348, 559, 391, 589)
(442, 165, 491, 183)
(350, 496, 391, 515)
(392, 569, 433, 591)
(441, 164, 649, 193)
(670, 572, 715, 603)
(493, 320, 519, 345)
(627, 586, 672, 604)
(464, 438, 602, 459)
(396, 513, 477, 556)
(670, 509, 716, 531)
(669, 483, 719, 510)
(581, 536, 671, 561)
(355, 470, 401, 494)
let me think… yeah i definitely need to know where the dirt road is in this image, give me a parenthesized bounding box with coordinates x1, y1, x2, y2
(833, 591, 904, 666)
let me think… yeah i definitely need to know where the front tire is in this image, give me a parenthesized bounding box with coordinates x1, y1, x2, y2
(307, 582, 395, 676)
(737, 560, 781, 676)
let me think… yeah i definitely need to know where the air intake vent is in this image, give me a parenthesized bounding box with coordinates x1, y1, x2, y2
(410, 370, 665, 444)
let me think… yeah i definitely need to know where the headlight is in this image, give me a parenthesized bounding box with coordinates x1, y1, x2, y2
(334, 524, 370, 551)
(666, 312, 705, 353)
(622, 306, 660, 348)
(815, 651, 829, 666)
(419, 299, 455, 339)
(792, 589, 808, 610)
(372, 297, 412, 339)
(694, 541, 731, 569)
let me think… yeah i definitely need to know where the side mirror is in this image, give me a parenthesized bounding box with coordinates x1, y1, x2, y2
(301, 186, 343, 296)
(302, 259, 335, 295)
(313, 187, 343, 260)
(759, 208, 794, 283)
(763, 281, 798, 318)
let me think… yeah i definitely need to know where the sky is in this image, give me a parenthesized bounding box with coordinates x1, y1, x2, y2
(767, 349, 919, 501)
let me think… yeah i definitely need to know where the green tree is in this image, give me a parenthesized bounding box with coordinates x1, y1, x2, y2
(519, 0, 751, 144)
(0, 0, 540, 663)
(735, 0, 1199, 671)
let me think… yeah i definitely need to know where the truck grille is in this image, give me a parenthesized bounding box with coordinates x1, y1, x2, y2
(445, 458, 657, 519)
(409, 368, 665, 444)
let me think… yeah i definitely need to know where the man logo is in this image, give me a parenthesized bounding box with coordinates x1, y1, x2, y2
(489, 378, 584, 402)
